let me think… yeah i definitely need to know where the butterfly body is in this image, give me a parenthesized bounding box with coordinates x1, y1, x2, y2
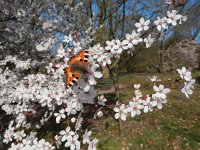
(65, 50, 89, 87)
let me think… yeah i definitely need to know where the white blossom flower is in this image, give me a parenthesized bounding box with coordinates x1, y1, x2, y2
(97, 95, 107, 106)
(125, 34, 134, 49)
(88, 138, 99, 150)
(57, 49, 66, 58)
(167, 10, 182, 26)
(179, 15, 187, 24)
(144, 34, 154, 48)
(64, 135, 80, 150)
(152, 84, 170, 109)
(74, 42, 82, 53)
(45, 63, 55, 73)
(181, 79, 195, 98)
(13, 130, 26, 141)
(3, 127, 14, 144)
(153, 84, 170, 96)
(135, 89, 142, 98)
(55, 135, 62, 148)
(63, 34, 72, 43)
(105, 40, 116, 51)
(65, 103, 77, 116)
(134, 84, 140, 89)
(154, 17, 168, 31)
(135, 17, 150, 32)
(148, 75, 161, 82)
(59, 127, 75, 142)
(126, 31, 143, 48)
(165, 0, 172, 4)
(83, 130, 92, 144)
(52, 67, 65, 79)
(26, 132, 37, 141)
(54, 109, 66, 124)
(36, 88, 53, 107)
(75, 117, 83, 131)
(37, 139, 55, 150)
(36, 42, 49, 51)
(132, 96, 143, 104)
(97, 53, 111, 66)
(94, 110, 103, 119)
(152, 93, 167, 109)
(71, 98, 83, 111)
(87, 64, 103, 85)
(71, 117, 76, 123)
(16, 113, 26, 128)
(127, 101, 144, 117)
(113, 104, 127, 121)
(143, 96, 155, 113)
(9, 143, 21, 150)
(91, 44, 104, 59)
(113, 39, 129, 53)
(177, 67, 192, 81)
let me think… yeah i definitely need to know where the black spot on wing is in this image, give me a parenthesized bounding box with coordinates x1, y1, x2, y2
(72, 80, 76, 84)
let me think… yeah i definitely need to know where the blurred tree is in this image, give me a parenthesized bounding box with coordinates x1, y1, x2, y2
(163, 39, 199, 71)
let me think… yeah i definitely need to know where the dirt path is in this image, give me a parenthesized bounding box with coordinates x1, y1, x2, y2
(96, 84, 129, 95)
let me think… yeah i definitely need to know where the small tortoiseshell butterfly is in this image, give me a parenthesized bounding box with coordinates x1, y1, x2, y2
(65, 50, 89, 87)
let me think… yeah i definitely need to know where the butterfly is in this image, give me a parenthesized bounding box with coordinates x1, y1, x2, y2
(65, 50, 89, 88)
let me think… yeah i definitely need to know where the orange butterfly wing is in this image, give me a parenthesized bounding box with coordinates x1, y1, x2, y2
(65, 67, 80, 87)
(65, 50, 89, 87)
(68, 50, 89, 65)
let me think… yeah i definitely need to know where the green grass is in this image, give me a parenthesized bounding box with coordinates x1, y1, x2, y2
(94, 72, 200, 150)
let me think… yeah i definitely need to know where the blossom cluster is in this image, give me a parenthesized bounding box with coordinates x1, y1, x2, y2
(114, 67, 195, 121)
(8, 133, 55, 150)
(54, 127, 98, 150)
(1, 39, 103, 150)
(114, 80, 171, 121)
(3, 121, 55, 149)
(0, 55, 31, 70)
(177, 67, 195, 98)
(90, 10, 187, 66)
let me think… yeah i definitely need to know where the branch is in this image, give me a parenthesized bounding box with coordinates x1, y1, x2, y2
(99, 0, 124, 26)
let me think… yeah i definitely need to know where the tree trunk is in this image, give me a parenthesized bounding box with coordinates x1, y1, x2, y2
(112, 71, 124, 135)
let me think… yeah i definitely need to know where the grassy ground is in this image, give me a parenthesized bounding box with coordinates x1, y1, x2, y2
(94, 71, 200, 150)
